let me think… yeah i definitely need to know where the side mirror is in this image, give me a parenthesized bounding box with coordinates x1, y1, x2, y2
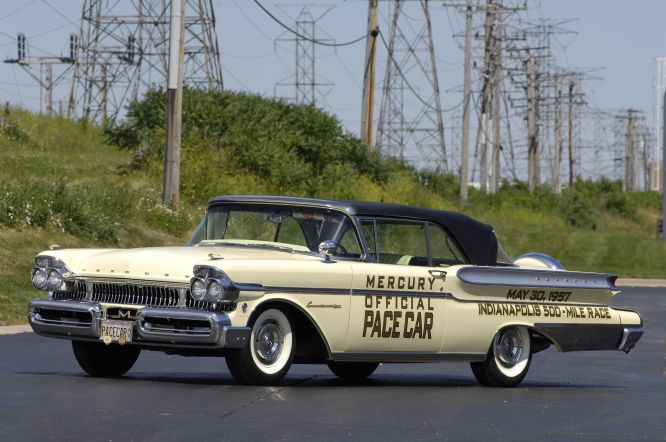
(318, 240, 338, 263)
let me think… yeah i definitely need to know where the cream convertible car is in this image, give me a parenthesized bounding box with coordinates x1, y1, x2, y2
(28, 196, 643, 387)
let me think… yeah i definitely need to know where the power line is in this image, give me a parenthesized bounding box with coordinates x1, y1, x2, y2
(253, 0, 369, 47)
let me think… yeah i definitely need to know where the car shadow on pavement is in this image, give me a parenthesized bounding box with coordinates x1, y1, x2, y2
(14, 370, 620, 390)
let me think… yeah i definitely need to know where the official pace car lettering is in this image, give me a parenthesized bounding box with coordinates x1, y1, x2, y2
(366, 275, 437, 291)
(478, 303, 611, 319)
(506, 288, 572, 302)
(363, 295, 434, 339)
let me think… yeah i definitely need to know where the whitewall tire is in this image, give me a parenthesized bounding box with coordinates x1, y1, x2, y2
(226, 308, 295, 385)
(470, 326, 532, 387)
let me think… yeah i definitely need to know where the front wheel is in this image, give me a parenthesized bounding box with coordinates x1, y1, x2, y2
(327, 361, 379, 382)
(72, 340, 140, 377)
(226, 308, 295, 385)
(470, 326, 532, 387)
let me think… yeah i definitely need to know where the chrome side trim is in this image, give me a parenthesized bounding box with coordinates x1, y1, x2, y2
(352, 289, 449, 298)
(457, 267, 613, 290)
(265, 286, 349, 295)
(331, 352, 486, 363)
(617, 326, 644, 353)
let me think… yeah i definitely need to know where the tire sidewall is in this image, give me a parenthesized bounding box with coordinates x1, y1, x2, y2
(249, 309, 294, 377)
(492, 326, 531, 379)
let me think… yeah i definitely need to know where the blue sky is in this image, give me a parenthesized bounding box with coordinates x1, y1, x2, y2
(1, 0, 664, 181)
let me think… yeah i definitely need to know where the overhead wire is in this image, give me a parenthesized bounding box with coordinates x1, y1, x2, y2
(252, 0, 369, 47)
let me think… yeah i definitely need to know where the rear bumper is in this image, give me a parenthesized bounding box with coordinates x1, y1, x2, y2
(28, 298, 250, 349)
(617, 326, 644, 353)
(534, 322, 644, 353)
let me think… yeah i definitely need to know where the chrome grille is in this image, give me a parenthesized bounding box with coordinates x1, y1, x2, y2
(53, 279, 235, 313)
(186, 297, 237, 312)
(52, 280, 86, 301)
(90, 282, 180, 308)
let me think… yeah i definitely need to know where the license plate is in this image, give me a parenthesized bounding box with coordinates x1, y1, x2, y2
(100, 319, 133, 345)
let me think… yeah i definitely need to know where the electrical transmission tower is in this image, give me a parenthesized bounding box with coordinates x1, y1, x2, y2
(68, 0, 223, 124)
(4, 34, 76, 115)
(274, 5, 334, 105)
(376, 0, 447, 170)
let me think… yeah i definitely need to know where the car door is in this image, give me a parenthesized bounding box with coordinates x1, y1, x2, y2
(344, 218, 459, 354)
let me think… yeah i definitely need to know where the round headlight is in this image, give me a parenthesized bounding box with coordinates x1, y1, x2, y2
(46, 269, 63, 291)
(191, 278, 207, 301)
(206, 280, 224, 302)
(32, 269, 48, 289)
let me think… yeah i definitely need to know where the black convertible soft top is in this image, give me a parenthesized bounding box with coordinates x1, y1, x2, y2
(208, 195, 499, 266)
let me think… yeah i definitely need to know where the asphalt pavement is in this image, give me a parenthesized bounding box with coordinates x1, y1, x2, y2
(1, 287, 664, 441)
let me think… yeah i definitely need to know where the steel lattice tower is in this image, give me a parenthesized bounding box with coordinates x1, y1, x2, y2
(376, 0, 447, 170)
(275, 6, 334, 105)
(68, 0, 223, 124)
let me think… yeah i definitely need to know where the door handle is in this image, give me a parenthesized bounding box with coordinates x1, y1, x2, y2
(428, 270, 447, 279)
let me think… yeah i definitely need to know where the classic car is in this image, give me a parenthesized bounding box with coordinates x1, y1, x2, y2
(28, 195, 643, 387)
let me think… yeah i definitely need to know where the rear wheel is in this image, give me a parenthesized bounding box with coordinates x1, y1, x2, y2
(226, 308, 295, 385)
(327, 361, 378, 381)
(72, 340, 140, 377)
(470, 326, 532, 387)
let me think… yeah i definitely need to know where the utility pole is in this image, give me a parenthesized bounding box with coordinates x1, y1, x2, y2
(625, 109, 637, 191)
(490, 8, 503, 194)
(361, 0, 378, 149)
(568, 78, 575, 187)
(163, 0, 186, 210)
(554, 78, 563, 193)
(459, 0, 473, 202)
(479, 0, 495, 192)
(525, 54, 539, 192)
(662, 90, 666, 238)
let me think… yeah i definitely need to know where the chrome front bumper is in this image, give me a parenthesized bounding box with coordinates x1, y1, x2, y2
(28, 298, 250, 349)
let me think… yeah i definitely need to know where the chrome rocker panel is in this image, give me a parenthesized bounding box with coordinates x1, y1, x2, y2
(28, 298, 250, 349)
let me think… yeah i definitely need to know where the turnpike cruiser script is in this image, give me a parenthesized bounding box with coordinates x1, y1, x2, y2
(27, 195, 643, 387)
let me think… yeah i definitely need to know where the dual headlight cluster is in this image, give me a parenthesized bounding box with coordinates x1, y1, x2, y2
(31, 256, 70, 292)
(190, 266, 238, 304)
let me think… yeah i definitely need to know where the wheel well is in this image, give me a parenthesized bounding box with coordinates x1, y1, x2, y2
(490, 325, 556, 354)
(249, 300, 330, 363)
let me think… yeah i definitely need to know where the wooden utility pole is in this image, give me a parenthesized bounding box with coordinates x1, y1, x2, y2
(162, 0, 186, 210)
(490, 8, 503, 194)
(361, 0, 379, 149)
(459, 0, 473, 202)
(567, 78, 575, 188)
(525, 55, 539, 192)
(662, 91, 666, 239)
(625, 109, 637, 191)
(479, 0, 495, 192)
(554, 79, 563, 193)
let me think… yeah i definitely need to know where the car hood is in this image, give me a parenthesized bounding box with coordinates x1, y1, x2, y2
(42, 246, 317, 283)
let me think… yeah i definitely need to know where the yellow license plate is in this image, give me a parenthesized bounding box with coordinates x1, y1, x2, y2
(100, 319, 133, 345)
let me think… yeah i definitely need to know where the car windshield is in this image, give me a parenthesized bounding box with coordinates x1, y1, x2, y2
(187, 203, 363, 258)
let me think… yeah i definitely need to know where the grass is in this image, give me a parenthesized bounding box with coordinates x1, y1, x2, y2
(1, 108, 665, 324)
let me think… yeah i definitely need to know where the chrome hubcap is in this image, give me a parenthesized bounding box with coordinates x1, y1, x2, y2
(253, 320, 283, 365)
(495, 329, 522, 367)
